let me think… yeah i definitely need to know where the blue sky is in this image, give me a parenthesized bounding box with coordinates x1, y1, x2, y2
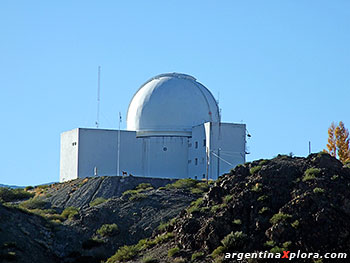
(1, 1, 349, 186)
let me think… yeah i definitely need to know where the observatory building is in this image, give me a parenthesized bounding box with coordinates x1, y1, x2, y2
(59, 73, 247, 182)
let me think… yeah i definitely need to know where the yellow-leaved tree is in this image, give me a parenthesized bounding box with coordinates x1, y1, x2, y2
(325, 121, 350, 163)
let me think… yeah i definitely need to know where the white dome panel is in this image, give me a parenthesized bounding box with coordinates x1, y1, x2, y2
(127, 73, 219, 137)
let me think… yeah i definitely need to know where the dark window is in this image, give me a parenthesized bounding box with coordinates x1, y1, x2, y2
(72, 142, 77, 146)
(163, 147, 167, 151)
(195, 158, 198, 165)
(202, 174, 205, 179)
(194, 176, 198, 180)
(195, 141, 198, 149)
(203, 139, 206, 146)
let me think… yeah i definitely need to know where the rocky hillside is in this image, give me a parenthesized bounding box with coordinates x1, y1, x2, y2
(0, 176, 206, 263)
(2, 153, 350, 263)
(116, 153, 350, 263)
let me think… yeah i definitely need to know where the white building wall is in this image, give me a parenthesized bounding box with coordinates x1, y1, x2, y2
(208, 122, 246, 179)
(188, 125, 207, 180)
(142, 137, 189, 179)
(60, 128, 79, 182)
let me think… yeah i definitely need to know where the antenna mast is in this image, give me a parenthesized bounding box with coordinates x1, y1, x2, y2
(96, 66, 101, 128)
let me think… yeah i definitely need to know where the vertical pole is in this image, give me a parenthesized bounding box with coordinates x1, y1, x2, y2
(217, 148, 220, 179)
(117, 112, 121, 176)
(96, 66, 101, 128)
(309, 141, 311, 155)
(206, 147, 209, 184)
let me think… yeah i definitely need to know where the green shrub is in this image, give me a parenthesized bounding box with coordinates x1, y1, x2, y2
(191, 182, 209, 194)
(211, 245, 225, 258)
(232, 219, 242, 225)
(168, 247, 180, 258)
(251, 183, 262, 192)
(313, 187, 325, 194)
(150, 232, 174, 245)
(157, 221, 170, 232)
(257, 195, 268, 202)
(331, 175, 339, 180)
(20, 198, 48, 210)
(270, 212, 292, 225)
(89, 197, 107, 207)
(264, 240, 275, 247)
(158, 186, 166, 190)
(107, 245, 138, 262)
(259, 207, 270, 214)
(223, 195, 233, 203)
(211, 205, 221, 213)
(166, 179, 197, 190)
(129, 193, 147, 201)
(291, 220, 299, 229)
(191, 252, 204, 261)
(283, 241, 292, 248)
(96, 223, 119, 237)
(0, 188, 34, 202)
(250, 166, 262, 175)
(303, 168, 321, 182)
(136, 183, 152, 190)
(61, 206, 79, 220)
(259, 159, 269, 166)
(270, 246, 284, 253)
(221, 231, 247, 249)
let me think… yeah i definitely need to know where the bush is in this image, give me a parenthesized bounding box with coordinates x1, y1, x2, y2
(89, 197, 107, 207)
(250, 166, 262, 175)
(291, 220, 299, 229)
(107, 245, 138, 262)
(270, 246, 284, 253)
(270, 212, 292, 225)
(96, 223, 119, 237)
(129, 193, 147, 201)
(157, 221, 170, 232)
(166, 179, 197, 190)
(232, 219, 242, 225)
(303, 168, 321, 182)
(136, 183, 153, 190)
(259, 159, 269, 166)
(191, 252, 204, 261)
(191, 182, 209, 194)
(168, 247, 180, 258)
(264, 240, 275, 247)
(150, 232, 174, 245)
(61, 206, 79, 220)
(20, 198, 48, 210)
(0, 188, 34, 202)
(259, 207, 270, 214)
(211, 245, 225, 258)
(223, 195, 233, 203)
(313, 187, 325, 194)
(221, 231, 247, 249)
(251, 183, 262, 192)
(24, 186, 34, 191)
(257, 195, 268, 202)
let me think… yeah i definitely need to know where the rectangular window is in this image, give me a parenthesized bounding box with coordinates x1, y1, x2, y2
(203, 139, 206, 146)
(195, 141, 198, 149)
(195, 158, 198, 165)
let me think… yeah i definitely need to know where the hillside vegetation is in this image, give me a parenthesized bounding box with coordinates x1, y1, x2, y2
(1, 153, 350, 263)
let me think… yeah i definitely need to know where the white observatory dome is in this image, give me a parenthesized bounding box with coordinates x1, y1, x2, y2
(127, 73, 220, 137)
